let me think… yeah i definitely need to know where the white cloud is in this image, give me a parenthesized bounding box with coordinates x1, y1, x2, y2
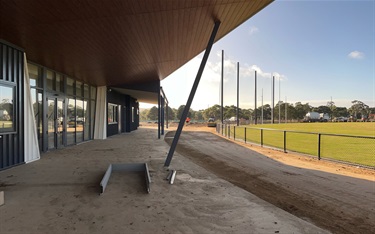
(161, 53, 288, 110)
(249, 65, 271, 78)
(348, 51, 365, 59)
(249, 26, 259, 35)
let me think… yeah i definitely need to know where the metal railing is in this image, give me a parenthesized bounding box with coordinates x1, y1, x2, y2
(216, 124, 375, 169)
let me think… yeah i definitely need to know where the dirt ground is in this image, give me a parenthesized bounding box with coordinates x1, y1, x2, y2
(0, 127, 331, 234)
(142, 122, 375, 180)
(156, 123, 375, 234)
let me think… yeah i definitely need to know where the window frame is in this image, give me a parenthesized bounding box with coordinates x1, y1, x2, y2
(0, 82, 16, 133)
(108, 103, 118, 124)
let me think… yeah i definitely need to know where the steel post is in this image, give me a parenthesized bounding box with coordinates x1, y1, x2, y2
(161, 97, 165, 135)
(283, 131, 286, 153)
(244, 127, 247, 143)
(318, 133, 321, 160)
(255, 70, 257, 125)
(164, 21, 221, 167)
(236, 62, 239, 126)
(221, 50, 224, 124)
(158, 89, 161, 139)
(166, 103, 169, 129)
(272, 75, 275, 124)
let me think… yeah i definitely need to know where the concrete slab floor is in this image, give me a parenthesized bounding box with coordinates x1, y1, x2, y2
(0, 128, 329, 234)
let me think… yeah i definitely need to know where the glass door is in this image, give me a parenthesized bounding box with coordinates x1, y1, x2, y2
(47, 97, 65, 150)
(47, 99, 55, 150)
(56, 99, 65, 148)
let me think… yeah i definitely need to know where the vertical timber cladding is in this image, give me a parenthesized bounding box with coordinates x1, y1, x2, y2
(106, 89, 139, 137)
(0, 41, 25, 170)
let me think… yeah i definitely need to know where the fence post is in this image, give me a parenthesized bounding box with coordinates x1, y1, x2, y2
(228, 125, 230, 138)
(234, 126, 236, 141)
(244, 127, 247, 143)
(318, 133, 321, 160)
(261, 129, 263, 147)
(283, 131, 287, 153)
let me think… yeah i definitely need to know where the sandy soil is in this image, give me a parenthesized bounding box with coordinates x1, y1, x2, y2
(160, 123, 375, 234)
(0, 127, 330, 233)
(141, 122, 375, 181)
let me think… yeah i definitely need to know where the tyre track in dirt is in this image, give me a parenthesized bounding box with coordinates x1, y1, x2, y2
(165, 131, 375, 234)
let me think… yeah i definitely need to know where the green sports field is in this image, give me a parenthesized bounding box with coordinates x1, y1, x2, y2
(224, 122, 375, 168)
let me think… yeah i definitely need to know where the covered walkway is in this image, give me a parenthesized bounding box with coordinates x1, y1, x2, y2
(0, 127, 327, 233)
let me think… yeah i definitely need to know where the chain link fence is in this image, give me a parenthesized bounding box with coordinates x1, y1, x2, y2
(216, 124, 375, 169)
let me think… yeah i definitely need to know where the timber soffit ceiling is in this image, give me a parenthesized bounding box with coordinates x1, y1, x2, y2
(0, 0, 273, 87)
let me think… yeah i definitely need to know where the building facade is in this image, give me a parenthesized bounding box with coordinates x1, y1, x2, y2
(0, 40, 140, 170)
(0, 0, 272, 170)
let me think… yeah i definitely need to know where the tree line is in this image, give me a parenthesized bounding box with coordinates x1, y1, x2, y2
(140, 100, 374, 122)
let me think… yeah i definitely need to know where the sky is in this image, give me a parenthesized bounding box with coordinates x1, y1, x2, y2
(141, 0, 375, 111)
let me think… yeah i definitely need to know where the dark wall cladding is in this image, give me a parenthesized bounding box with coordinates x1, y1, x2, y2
(0, 41, 25, 170)
(107, 89, 139, 137)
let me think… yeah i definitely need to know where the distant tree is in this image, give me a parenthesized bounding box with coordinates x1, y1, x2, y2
(274, 101, 296, 121)
(176, 105, 192, 120)
(286, 103, 296, 121)
(140, 109, 149, 121)
(147, 106, 159, 121)
(257, 104, 271, 120)
(165, 106, 175, 120)
(294, 102, 311, 120)
(224, 105, 237, 119)
(274, 101, 285, 121)
(241, 108, 252, 120)
(194, 110, 204, 121)
(203, 104, 221, 120)
(349, 100, 369, 118)
(312, 105, 331, 114)
(327, 100, 335, 114)
(332, 107, 349, 118)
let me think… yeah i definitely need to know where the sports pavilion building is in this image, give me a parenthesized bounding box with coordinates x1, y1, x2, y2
(0, 0, 273, 170)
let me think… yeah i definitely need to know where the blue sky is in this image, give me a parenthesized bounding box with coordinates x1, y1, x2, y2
(142, 0, 374, 110)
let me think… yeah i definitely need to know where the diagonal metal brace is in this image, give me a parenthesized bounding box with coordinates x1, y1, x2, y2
(164, 21, 221, 167)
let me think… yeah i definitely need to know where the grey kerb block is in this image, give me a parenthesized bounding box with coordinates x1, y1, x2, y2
(100, 163, 151, 195)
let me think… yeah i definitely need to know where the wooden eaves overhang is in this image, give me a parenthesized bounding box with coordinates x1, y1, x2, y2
(0, 0, 273, 88)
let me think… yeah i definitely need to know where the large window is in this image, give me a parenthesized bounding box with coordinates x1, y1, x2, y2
(66, 78, 74, 96)
(31, 88, 43, 149)
(26, 62, 97, 150)
(0, 84, 14, 132)
(28, 62, 44, 150)
(46, 69, 64, 92)
(83, 100, 90, 140)
(28, 63, 42, 88)
(76, 99, 84, 143)
(108, 103, 118, 124)
(67, 98, 76, 145)
(132, 107, 135, 123)
(90, 86, 96, 139)
(76, 81, 83, 97)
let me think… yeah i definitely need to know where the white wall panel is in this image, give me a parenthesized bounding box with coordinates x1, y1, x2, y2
(94, 86, 107, 139)
(23, 54, 40, 163)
